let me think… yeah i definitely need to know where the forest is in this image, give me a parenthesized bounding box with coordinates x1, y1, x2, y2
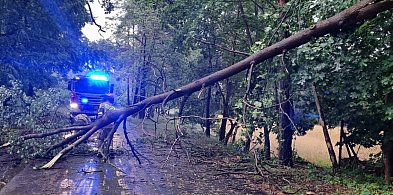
(0, 0, 392, 194)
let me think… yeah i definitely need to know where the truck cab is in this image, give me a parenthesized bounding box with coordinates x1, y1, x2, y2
(67, 71, 114, 122)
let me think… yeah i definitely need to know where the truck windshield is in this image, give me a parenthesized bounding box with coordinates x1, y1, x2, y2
(74, 79, 109, 94)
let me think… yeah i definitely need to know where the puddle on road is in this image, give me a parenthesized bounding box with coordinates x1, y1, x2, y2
(59, 158, 103, 195)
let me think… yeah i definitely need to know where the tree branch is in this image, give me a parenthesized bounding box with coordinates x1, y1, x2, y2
(86, 0, 106, 33)
(194, 38, 251, 56)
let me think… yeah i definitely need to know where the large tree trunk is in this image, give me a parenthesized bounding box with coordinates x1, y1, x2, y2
(27, 0, 393, 169)
(278, 80, 293, 166)
(277, 0, 294, 167)
(383, 92, 393, 184)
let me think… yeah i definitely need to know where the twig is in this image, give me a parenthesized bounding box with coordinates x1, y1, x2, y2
(197, 83, 206, 99)
(0, 142, 10, 149)
(161, 135, 182, 167)
(123, 117, 141, 164)
(214, 172, 257, 176)
(174, 119, 191, 162)
(81, 169, 103, 174)
(194, 38, 251, 56)
(107, 159, 126, 174)
(266, 0, 298, 46)
(253, 150, 272, 175)
(86, 0, 106, 33)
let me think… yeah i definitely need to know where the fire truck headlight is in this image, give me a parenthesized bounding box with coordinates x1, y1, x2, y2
(70, 103, 79, 109)
(81, 98, 88, 104)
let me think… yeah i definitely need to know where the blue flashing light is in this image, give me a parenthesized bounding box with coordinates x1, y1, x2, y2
(90, 74, 108, 81)
(88, 71, 109, 81)
(81, 98, 88, 104)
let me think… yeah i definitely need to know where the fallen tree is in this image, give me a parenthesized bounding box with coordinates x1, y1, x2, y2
(3, 0, 392, 171)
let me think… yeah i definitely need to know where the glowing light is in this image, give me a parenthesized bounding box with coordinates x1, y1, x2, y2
(88, 71, 109, 81)
(81, 98, 88, 104)
(70, 103, 78, 109)
(90, 74, 108, 81)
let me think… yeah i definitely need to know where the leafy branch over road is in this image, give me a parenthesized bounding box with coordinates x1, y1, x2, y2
(4, 0, 392, 170)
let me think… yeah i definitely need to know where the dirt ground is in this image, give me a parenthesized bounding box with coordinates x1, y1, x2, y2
(0, 119, 355, 195)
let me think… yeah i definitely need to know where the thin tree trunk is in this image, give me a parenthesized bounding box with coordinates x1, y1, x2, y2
(338, 120, 344, 166)
(312, 84, 338, 168)
(219, 103, 228, 141)
(178, 95, 189, 124)
(127, 77, 131, 106)
(383, 139, 393, 184)
(224, 120, 237, 145)
(231, 124, 238, 144)
(133, 68, 140, 105)
(342, 132, 353, 159)
(264, 124, 271, 160)
(219, 79, 232, 141)
(244, 129, 252, 152)
(205, 44, 214, 137)
(205, 86, 212, 137)
(139, 33, 148, 119)
(237, 0, 253, 48)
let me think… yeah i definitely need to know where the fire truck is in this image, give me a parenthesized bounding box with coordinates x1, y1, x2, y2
(67, 71, 114, 122)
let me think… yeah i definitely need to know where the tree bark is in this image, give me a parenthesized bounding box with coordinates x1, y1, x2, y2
(219, 79, 232, 141)
(312, 84, 338, 168)
(178, 95, 189, 125)
(139, 33, 148, 119)
(132, 67, 140, 105)
(383, 92, 393, 183)
(277, 0, 294, 167)
(224, 120, 237, 145)
(383, 139, 393, 184)
(338, 120, 344, 166)
(219, 101, 228, 141)
(127, 77, 131, 105)
(264, 124, 271, 160)
(205, 86, 212, 137)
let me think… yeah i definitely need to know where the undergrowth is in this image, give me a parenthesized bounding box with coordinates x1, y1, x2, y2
(326, 167, 392, 195)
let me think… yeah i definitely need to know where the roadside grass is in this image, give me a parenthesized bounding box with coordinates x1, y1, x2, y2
(298, 158, 392, 195)
(326, 167, 392, 195)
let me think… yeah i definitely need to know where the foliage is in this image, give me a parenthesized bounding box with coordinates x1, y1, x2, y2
(296, 8, 393, 147)
(0, 81, 70, 159)
(0, 0, 91, 89)
(327, 167, 393, 194)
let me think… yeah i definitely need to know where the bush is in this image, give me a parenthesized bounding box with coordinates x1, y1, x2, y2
(0, 80, 70, 159)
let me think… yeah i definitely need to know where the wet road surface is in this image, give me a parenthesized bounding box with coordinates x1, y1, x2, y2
(0, 123, 171, 195)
